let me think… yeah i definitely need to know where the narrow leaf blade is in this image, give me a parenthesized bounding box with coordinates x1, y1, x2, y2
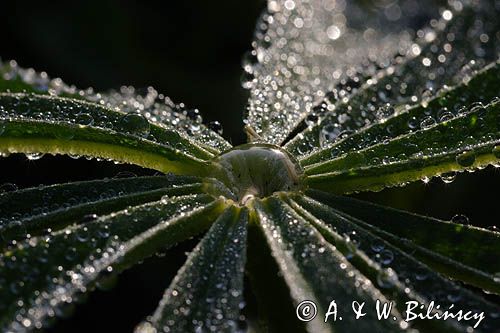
(137, 205, 247, 333)
(306, 98, 500, 193)
(0, 93, 216, 175)
(0, 175, 204, 244)
(0, 60, 232, 153)
(301, 61, 500, 166)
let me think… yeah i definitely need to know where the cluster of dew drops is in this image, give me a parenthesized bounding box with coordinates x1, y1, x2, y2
(242, 0, 500, 188)
(0, 1, 500, 331)
(0, 58, 226, 159)
(241, 0, 463, 143)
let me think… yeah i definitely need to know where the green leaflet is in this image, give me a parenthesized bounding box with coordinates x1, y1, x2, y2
(0, 62, 233, 154)
(300, 61, 500, 166)
(0, 175, 203, 244)
(288, 193, 500, 332)
(285, 2, 500, 157)
(305, 189, 500, 294)
(0, 194, 227, 331)
(138, 205, 248, 333)
(252, 196, 402, 333)
(305, 98, 500, 193)
(0, 93, 216, 175)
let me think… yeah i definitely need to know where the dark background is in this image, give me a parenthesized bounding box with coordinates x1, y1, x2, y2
(0, 1, 498, 332)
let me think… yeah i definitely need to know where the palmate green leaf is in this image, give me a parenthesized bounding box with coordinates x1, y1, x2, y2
(0, 60, 232, 154)
(285, 1, 500, 158)
(287, 193, 500, 332)
(137, 205, 248, 333)
(0, 93, 218, 175)
(251, 196, 403, 332)
(305, 189, 500, 294)
(305, 97, 500, 193)
(0, 0, 499, 331)
(0, 194, 228, 331)
(300, 60, 500, 166)
(0, 175, 204, 244)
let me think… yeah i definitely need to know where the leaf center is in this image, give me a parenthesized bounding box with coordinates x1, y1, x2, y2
(212, 144, 303, 204)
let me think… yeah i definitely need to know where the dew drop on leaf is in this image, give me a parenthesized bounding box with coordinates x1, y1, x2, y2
(119, 113, 151, 138)
(134, 321, 156, 333)
(440, 171, 456, 184)
(54, 130, 75, 141)
(414, 267, 429, 281)
(319, 123, 341, 146)
(439, 111, 455, 122)
(370, 242, 385, 253)
(420, 116, 436, 129)
(25, 152, 45, 160)
(455, 150, 476, 167)
(76, 113, 94, 126)
(0, 183, 18, 193)
(451, 214, 470, 225)
(378, 249, 394, 266)
(492, 145, 500, 159)
(407, 116, 419, 130)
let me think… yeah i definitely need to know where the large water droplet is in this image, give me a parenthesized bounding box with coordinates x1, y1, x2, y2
(0, 183, 17, 193)
(420, 116, 436, 129)
(119, 113, 151, 138)
(451, 214, 470, 225)
(455, 150, 476, 167)
(76, 113, 94, 126)
(492, 145, 500, 159)
(25, 152, 45, 160)
(440, 171, 456, 184)
(378, 249, 394, 266)
(320, 124, 341, 146)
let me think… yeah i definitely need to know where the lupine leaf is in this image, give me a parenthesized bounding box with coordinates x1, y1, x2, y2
(245, 212, 306, 332)
(288, 193, 500, 332)
(306, 98, 500, 193)
(305, 189, 500, 294)
(0, 194, 227, 331)
(137, 205, 247, 333)
(300, 60, 500, 166)
(0, 93, 217, 175)
(0, 175, 204, 245)
(252, 196, 403, 332)
(0, 0, 499, 331)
